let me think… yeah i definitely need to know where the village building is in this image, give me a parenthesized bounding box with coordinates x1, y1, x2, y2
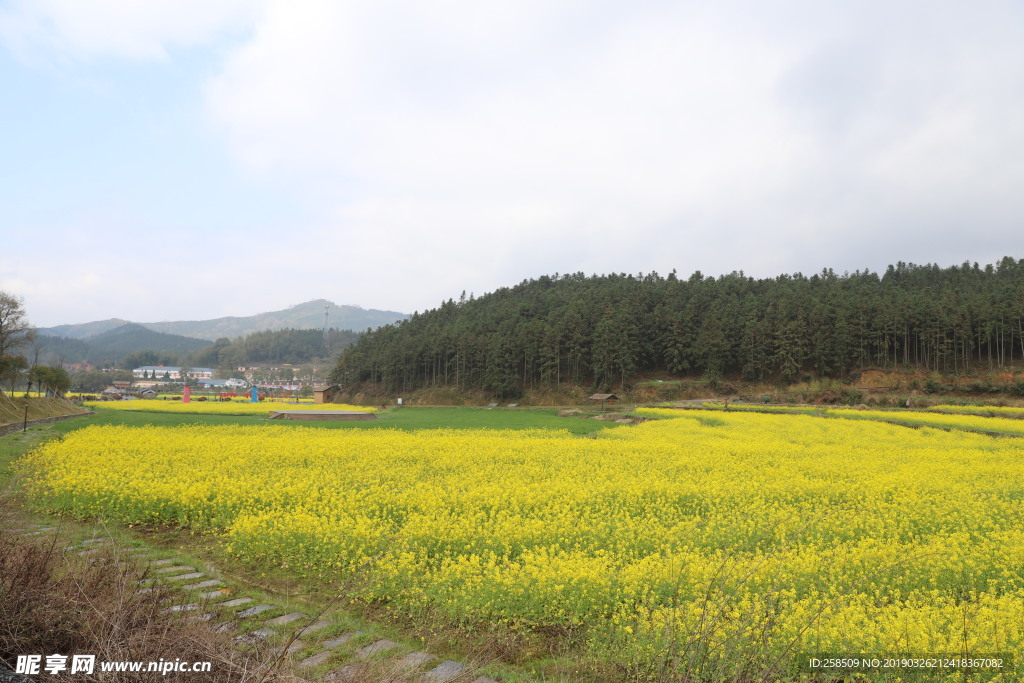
(132, 366, 215, 380)
(313, 385, 344, 404)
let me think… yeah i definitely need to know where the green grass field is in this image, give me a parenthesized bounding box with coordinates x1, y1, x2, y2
(83, 404, 609, 433)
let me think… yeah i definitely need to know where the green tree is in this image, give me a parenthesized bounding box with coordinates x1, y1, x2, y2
(72, 369, 131, 393)
(121, 350, 177, 370)
(29, 366, 72, 396)
(329, 257, 1024, 393)
(0, 354, 28, 394)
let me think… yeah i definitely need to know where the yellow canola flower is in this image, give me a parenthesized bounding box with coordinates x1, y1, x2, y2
(19, 411, 1024, 676)
(927, 404, 1024, 417)
(82, 399, 376, 415)
(826, 407, 1024, 436)
(646, 403, 1024, 437)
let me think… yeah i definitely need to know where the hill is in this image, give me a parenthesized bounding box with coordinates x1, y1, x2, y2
(189, 327, 362, 368)
(39, 300, 407, 342)
(332, 258, 1024, 398)
(38, 318, 130, 340)
(88, 323, 211, 359)
(39, 324, 211, 367)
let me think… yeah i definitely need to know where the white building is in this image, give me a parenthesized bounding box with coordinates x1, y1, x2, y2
(132, 366, 215, 380)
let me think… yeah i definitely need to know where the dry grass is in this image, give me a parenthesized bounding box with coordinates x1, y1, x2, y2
(0, 508, 303, 682)
(0, 395, 88, 428)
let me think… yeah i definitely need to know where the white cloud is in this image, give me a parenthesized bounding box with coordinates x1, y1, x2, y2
(0, 0, 259, 63)
(5, 0, 1024, 324)
(203, 0, 813, 303)
(202, 0, 1024, 308)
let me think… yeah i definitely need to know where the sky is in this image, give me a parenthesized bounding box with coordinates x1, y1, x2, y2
(2, 0, 1023, 328)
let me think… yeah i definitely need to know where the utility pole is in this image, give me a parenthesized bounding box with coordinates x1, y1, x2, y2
(323, 304, 330, 356)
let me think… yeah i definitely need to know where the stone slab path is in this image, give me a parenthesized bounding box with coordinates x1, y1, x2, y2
(47, 532, 507, 682)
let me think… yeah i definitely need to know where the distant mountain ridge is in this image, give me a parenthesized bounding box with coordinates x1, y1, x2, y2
(40, 318, 131, 339)
(38, 323, 215, 366)
(38, 300, 408, 341)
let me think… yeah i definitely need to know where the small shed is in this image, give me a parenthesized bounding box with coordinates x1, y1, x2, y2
(588, 393, 619, 411)
(313, 385, 343, 404)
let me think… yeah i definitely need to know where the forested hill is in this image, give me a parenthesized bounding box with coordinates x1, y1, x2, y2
(39, 323, 209, 366)
(331, 258, 1024, 398)
(189, 328, 362, 368)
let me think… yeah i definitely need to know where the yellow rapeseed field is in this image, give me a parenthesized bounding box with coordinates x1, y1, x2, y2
(81, 399, 375, 415)
(19, 411, 1024, 677)
(927, 404, 1024, 418)
(689, 402, 1024, 437)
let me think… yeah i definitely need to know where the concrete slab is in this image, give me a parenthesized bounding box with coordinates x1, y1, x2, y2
(236, 604, 276, 618)
(183, 579, 222, 590)
(322, 632, 361, 648)
(166, 572, 204, 581)
(321, 665, 359, 681)
(217, 598, 253, 608)
(298, 651, 334, 668)
(164, 603, 201, 613)
(265, 611, 306, 626)
(421, 661, 467, 681)
(396, 652, 436, 669)
(268, 410, 376, 421)
(235, 628, 276, 644)
(355, 639, 398, 659)
(155, 565, 195, 573)
(296, 620, 330, 636)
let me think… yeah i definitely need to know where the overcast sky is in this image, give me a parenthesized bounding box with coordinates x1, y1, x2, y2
(2, 0, 1023, 328)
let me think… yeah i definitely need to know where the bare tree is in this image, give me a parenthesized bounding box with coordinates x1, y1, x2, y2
(0, 291, 35, 396)
(0, 291, 35, 358)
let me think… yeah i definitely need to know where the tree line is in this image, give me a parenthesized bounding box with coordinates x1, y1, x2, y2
(0, 293, 72, 396)
(331, 257, 1024, 398)
(189, 327, 361, 369)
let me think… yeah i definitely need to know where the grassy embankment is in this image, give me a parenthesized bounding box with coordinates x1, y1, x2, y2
(0, 393, 89, 426)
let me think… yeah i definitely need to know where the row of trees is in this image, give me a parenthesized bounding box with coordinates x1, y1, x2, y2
(0, 292, 71, 396)
(331, 257, 1024, 397)
(1, 292, 36, 393)
(189, 328, 361, 369)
